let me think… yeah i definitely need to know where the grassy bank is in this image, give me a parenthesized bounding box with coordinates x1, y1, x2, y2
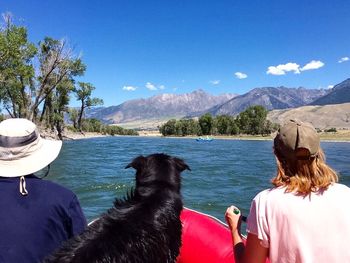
(318, 130, 350, 142)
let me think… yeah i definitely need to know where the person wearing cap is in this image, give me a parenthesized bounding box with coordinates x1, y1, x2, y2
(0, 118, 87, 262)
(225, 119, 350, 263)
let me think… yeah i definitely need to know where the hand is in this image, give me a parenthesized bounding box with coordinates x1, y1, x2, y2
(225, 205, 242, 234)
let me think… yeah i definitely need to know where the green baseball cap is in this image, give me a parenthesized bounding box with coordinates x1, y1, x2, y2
(274, 119, 320, 161)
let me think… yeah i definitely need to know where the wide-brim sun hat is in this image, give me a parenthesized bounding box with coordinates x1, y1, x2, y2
(274, 119, 320, 161)
(0, 118, 62, 177)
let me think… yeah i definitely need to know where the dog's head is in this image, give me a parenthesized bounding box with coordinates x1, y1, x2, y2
(125, 153, 190, 193)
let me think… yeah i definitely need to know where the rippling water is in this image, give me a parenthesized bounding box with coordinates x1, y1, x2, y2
(47, 137, 350, 223)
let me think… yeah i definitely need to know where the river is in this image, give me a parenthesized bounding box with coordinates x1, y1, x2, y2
(46, 136, 350, 223)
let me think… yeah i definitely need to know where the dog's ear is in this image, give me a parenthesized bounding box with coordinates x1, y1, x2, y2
(173, 157, 191, 172)
(125, 155, 147, 170)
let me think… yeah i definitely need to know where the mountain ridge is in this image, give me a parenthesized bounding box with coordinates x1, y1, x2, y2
(206, 86, 329, 116)
(88, 89, 236, 124)
(87, 78, 350, 128)
(309, 78, 350, 106)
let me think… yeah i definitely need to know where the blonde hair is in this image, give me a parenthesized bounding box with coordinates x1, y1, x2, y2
(272, 148, 338, 195)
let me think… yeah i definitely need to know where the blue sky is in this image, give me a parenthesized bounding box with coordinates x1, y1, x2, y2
(1, 0, 350, 106)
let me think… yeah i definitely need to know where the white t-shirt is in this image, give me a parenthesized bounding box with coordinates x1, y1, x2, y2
(246, 183, 350, 263)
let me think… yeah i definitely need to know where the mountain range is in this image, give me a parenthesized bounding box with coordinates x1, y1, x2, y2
(310, 78, 350, 106)
(87, 78, 350, 128)
(88, 90, 236, 124)
(201, 86, 328, 116)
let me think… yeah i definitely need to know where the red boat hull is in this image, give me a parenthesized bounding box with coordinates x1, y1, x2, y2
(177, 208, 236, 263)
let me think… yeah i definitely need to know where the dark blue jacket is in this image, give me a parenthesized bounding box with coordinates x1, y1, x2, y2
(0, 175, 87, 263)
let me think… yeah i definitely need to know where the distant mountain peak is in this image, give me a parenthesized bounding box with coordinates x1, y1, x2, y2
(191, 89, 206, 94)
(207, 86, 328, 116)
(87, 89, 236, 124)
(310, 78, 350, 105)
(333, 78, 350, 90)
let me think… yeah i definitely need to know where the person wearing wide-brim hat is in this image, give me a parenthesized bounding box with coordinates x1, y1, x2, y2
(0, 118, 86, 262)
(225, 119, 350, 263)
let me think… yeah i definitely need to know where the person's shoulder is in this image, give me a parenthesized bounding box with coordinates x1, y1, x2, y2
(333, 183, 350, 189)
(252, 188, 272, 204)
(253, 187, 286, 204)
(254, 189, 270, 199)
(29, 176, 76, 198)
(254, 187, 281, 199)
(329, 183, 350, 194)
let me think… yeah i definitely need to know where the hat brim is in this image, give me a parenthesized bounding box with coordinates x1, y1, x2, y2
(0, 138, 62, 177)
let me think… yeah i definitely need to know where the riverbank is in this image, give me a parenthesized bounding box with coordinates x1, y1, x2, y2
(137, 130, 350, 142)
(62, 130, 109, 140)
(40, 129, 109, 140)
(41, 129, 350, 142)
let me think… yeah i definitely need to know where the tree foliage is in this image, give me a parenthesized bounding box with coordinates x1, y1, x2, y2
(0, 13, 110, 138)
(198, 113, 213, 135)
(67, 118, 138, 136)
(159, 105, 279, 137)
(0, 13, 36, 118)
(74, 82, 104, 130)
(236, 105, 268, 135)
(159, 119, 177, 136)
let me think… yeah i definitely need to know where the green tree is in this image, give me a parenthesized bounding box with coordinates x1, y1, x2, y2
(175, 120, 184, 136)
(260, 119, 279, 136)
(103, 125, 137, 136)
(198, 113, 213, 135)
(216, 115, 232, 135)
(180, 119, 200, 136)
(188, 119, 201, 135)
(237, 105, 268, 135)
(74, 82, 104, 131)
(324, 127, 337, 133)
(40, 78, 75, 138)
(35, 37, 85, 119)
(0, 14, 86, 129)
(159, 119, 177, 136)
(228, 119, 240, 135)
(0, 13, 36, 118)
(81, 118, 103, 132)
(68, 108, 79, 130)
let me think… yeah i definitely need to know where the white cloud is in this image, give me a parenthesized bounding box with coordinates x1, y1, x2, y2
(145, 82, 165, 91)
(327, 85, 334, 89)
(122, 86, 137, 91)
(234, 72, 248, 79)
(145, 82, 157, 91)
(266, 63, 300, 75)
(210, 80, 220, 85)
(338, 57, 349, 63)
(267, 60, 325, 75)
(300, 60, 324, 71)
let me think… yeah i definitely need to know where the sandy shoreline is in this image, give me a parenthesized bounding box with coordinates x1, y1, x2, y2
(40, 129, 110, 141)
(55, 130, 350, 143)
(62, 131, 110, 140)
(137, 129, 350, 142)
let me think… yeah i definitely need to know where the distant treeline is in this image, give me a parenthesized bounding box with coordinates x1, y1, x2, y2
(159, 105, 280, 136)
(67, 118, 138, 136)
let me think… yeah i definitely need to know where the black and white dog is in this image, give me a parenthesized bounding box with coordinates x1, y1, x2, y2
(45, 153, 190, 263)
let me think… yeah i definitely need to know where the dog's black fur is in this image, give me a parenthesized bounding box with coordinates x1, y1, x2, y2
(45, 153, 190, 263)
